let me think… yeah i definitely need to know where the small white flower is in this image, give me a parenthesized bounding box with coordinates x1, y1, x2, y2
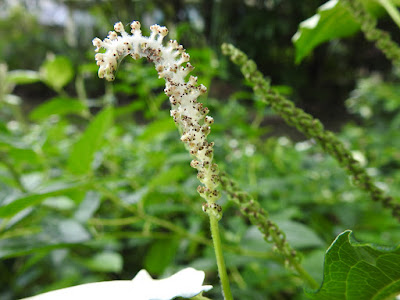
(22, 267, 212, 300)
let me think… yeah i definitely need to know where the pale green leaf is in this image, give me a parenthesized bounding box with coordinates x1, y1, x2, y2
(40, 56, 74, 90)
(86, 252, 123, 273)
(275, 220, 324, 249)
(7, 70, 41, 85)
(29, 97, 87, 121)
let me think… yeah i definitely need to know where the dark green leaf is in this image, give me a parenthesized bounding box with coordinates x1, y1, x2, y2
(144, 239, 179, 274)
(308, 230, 400, 300)
(68, 106, 113, 175)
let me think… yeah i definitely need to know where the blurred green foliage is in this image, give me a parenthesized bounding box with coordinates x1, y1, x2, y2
(0, 1, 399, 299)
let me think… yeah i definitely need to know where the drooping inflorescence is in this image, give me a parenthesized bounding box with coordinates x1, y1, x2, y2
(93, 21, 221, 214)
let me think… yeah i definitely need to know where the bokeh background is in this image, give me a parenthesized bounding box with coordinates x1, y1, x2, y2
(1, 0, 400, 299)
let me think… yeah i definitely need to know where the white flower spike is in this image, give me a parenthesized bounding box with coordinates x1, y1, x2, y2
(22, 267, 212, 300)
(93, 21, 222, 216)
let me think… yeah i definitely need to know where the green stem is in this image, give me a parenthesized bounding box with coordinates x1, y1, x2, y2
(292, 261, 319, 289)
(379, 0, 400, 29)
(269, 226, 318, 289)
(209, 214, 233, 300)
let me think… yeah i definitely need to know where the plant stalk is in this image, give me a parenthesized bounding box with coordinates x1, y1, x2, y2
(209, 214, 233, 300)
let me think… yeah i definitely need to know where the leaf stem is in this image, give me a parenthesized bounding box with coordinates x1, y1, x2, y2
(209, 214, 233, 300)
(378, 0, 400, 29)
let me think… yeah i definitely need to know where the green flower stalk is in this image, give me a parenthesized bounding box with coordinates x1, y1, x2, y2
(93, 21, 232, 299)
(220, 173, 319, 289)
(344, 0, 400, 66)
(221, 43, 400, 222)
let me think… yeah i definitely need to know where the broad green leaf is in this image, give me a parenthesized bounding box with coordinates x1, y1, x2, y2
(308, 230, 400, 300)
(6, 70, 40, 84)
(85, 251, 123, 273)
(0, 182, 88, 218)
(68, 106, 113, 175)
(40, 56, 74, 91)
(144, 239, 179, 274)
(29, 97, 87, 121)
(292, 0, 384, 64)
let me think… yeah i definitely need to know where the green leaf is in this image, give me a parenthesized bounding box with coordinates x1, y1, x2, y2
(275, 220, 325, 249)
(148, 165, 187, 189)
(6, 70, 40, 85)
(144, 239, 179, 274)
(0, 181, 88, 218)
(0, 219, 91, 259)
(308, 230, 400, 300)
(292, 0, 359, 64)
(137, 117, 176, 142)
(85, 252, 123, 273)
(40, 56, 74, 91)
(29, 97, 87, 121)
(292, 0, 384, 64)
(74, 191, 101, 222)
(42, 196, 75, 211)
(68, 106, 113, 175)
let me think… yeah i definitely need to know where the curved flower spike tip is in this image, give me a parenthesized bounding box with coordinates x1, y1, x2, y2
(21, 267, 212, 300)
(93, 21, 221, 206)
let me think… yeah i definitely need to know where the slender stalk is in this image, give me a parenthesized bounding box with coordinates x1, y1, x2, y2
(379, 0, 400, 29)
(209, 214, 233, 300)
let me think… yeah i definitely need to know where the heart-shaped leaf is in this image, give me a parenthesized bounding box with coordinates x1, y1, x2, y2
(308, 230, 400, 300)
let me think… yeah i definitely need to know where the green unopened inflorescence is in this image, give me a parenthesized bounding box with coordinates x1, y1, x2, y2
(221, 43, 400, 222)
(220, 173, 319, 289)
(344, 0, 400, 67)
